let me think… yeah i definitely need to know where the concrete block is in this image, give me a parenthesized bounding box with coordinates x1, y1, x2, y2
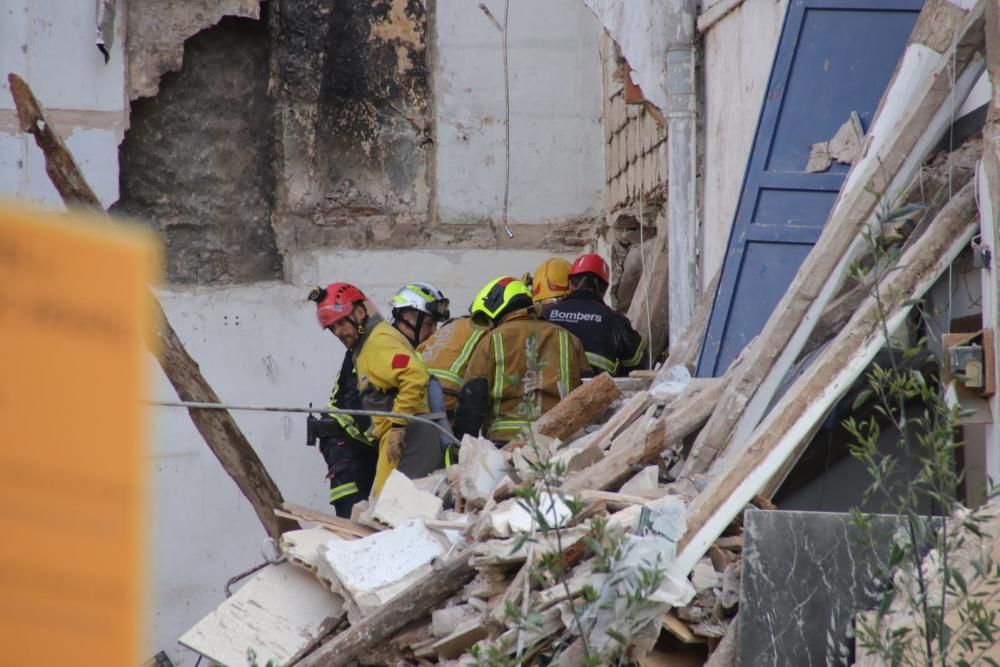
(456, 435, 509, 505)
(619, 465, 659, 496)
(432, 618, 490, 659)
(318, 519, 449, 621)
(373, 469, 443, 528)
(691, 559, 723, 592)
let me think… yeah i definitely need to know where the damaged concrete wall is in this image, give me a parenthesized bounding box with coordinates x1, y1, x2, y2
(269, 0, 434, 255)
(700, 0, 789, 291)
(597, 33, 668, 314)
(0, 0, 127, 207)
(114, 16, 281, 284)
(434, 0, 605, 232)
(126, 0, 262, 101)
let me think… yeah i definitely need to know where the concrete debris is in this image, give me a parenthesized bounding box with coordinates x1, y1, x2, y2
(650, 364, 692, 402)
(372, 469, 444, 527)
(619, 464, 660, 495)
(179, 562, 344, 667)
(806, 111, 866, 173)
(453, 435, 509, 505)
(279, 527, 342, 574)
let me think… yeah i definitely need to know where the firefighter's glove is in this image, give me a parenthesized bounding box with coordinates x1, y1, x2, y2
(385, 427, 406, 465)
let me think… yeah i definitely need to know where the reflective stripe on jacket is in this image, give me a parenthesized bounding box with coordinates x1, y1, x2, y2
(417, 317, 486, 413)
(462, 307, 588, 442)
(541, 289, 649, 377)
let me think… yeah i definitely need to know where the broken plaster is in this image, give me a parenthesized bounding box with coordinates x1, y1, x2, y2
(126, 0, 261, 100)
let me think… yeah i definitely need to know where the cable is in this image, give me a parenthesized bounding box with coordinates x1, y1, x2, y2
(148, 400, 461, 447)
(500, 0, 513, 239)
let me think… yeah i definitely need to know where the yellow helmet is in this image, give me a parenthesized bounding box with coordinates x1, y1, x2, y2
(470, 276, 532, 327)
(531, 257, 571, 302)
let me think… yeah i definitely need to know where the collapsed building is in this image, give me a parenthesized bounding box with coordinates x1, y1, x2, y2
(2, 0, 1000, 664)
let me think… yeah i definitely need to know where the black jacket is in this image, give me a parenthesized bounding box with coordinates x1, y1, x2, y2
(541, 289, 648, 377)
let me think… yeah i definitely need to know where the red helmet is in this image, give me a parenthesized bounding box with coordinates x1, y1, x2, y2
(310, 282, 367, 329)
(569, 253, 610, 284)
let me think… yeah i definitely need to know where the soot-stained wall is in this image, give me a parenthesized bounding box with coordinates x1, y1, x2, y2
(115, 15, 280, 284)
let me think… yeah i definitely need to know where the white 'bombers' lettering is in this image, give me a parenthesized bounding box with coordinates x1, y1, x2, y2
(547, 309, 603, 323)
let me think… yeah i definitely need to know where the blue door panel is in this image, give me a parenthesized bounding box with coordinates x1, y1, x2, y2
(697, 0, 922, 377)
(714, 241, 814, 372)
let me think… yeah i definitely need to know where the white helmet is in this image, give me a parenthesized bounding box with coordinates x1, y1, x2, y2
(389, 282, 450, 323)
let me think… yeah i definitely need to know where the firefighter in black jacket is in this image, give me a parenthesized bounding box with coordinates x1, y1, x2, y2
(541, 253, 649, 377)
(307, 285, 379, 517)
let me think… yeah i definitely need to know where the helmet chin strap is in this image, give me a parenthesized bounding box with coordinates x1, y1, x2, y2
(395, 309, 426, 348)
(345, 304, 368, 337)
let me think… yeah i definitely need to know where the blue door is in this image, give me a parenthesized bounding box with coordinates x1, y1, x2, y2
(696, 0, 922, 377)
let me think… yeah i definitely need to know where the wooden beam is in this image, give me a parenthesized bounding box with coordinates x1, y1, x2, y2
(561, 376, 723, 494)
(532, 372, 622, 441)
(6, 73, 296, 541)
(679, 2, 987, 478)
(675, 181, 978, 574)
(295, 553, 477, 667)
(979, 0, 1000, 488)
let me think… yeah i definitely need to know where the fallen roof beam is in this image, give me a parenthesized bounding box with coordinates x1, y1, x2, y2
(680, 0, 987, 478)
(675, 180, 978, 574)
(6, 72, 296, 541)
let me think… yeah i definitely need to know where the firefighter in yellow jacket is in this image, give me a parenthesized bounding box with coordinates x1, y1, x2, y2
(454, 277, 589, 443)
(417, 315, 487, 418)
(315, 282, 442, 496)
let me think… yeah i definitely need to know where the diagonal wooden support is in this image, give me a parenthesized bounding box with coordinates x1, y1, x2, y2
(680, 0, 987, 478)
(675, 181, 979, 574)
(7, 72, 296, 541)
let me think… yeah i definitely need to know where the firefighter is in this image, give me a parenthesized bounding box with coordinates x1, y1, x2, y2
(417, 314, 487, 418)
(454, 276, 589, 444)
(541, 253, 649, 377)
(312, 282, 442, 497)
(389, 282, 451, 347)
(307, 285, 378, 515)
(530, 257, 572, 306)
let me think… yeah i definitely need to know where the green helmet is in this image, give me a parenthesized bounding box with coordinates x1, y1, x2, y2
(470, 277, 532, 327)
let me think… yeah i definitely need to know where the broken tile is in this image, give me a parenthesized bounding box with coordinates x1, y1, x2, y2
(619, 465, 659, 496)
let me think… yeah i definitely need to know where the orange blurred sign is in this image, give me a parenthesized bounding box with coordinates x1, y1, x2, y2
(0, 203, 159, 665)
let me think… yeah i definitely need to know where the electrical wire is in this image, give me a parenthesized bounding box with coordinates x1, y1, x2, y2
(501, 0, 514, 239)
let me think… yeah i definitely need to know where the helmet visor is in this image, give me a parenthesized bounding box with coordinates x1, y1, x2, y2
(427, 298, 450, 322)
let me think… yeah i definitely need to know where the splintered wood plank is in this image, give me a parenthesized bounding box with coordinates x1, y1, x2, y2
(676, 182, 979, 574)
(180, 562, 344, 667)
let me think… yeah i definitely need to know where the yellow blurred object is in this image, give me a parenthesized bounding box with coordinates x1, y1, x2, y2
(531, 257, 571, 302)
(0, 202, 159, 666)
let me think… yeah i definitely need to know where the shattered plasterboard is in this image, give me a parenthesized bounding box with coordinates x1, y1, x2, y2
(318, 518, 450, 621)
(179, 562, 345, 667)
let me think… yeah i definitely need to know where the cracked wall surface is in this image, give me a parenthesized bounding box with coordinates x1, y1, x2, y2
(114, 16, 281, 284)
(116, 0, 603, 287)
(126, 0, 262, 100)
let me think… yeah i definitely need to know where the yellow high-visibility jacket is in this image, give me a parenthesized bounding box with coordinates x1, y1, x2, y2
(417, 316, 487, 414)
(461, 307, 588, 442)
(354, 317, 432, 495)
